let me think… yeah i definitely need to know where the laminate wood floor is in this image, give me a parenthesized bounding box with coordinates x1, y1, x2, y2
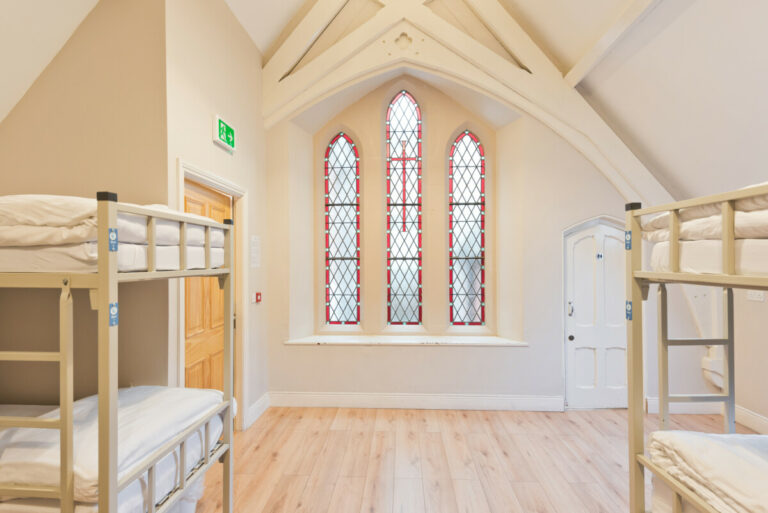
(196, 408, 754, 513)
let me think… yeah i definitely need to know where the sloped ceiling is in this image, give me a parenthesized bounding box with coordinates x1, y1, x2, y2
(224, 0, 307, 54)
(579, 0, 768, 199)
(0, 0, 98, 123)
(479, 0, 624, 73)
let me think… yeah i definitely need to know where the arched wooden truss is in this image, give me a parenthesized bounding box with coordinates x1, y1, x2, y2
(263, 0, 671, 205)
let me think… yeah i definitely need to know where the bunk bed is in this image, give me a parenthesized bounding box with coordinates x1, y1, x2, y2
(0, 193, 234, 513)
(625, 183, 768, 513)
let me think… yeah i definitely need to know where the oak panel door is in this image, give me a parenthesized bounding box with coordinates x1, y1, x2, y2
(184, 180, 231, 391)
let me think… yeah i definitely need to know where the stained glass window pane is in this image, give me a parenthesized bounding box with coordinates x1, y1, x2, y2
(387, 91, 422, 325)
(449, 131, 485, 325)
(325, 133, 360, 324)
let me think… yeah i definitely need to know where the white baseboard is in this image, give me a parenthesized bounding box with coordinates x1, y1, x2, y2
(645, 397, 722, 414)
(736, 405, 768, 434)
(268, 391, 565, 411)
(242, 392, 270, 429)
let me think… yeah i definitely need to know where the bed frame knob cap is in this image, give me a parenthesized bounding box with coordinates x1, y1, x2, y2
(97, 191, 118, 202)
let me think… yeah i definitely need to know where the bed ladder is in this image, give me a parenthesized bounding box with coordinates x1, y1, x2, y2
(0, 280, 75, 513)
(657, 283, 736, 433)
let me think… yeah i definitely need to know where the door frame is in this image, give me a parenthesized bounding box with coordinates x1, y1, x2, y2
(562, 215, 624, 409)
(173, 158, 247, 428)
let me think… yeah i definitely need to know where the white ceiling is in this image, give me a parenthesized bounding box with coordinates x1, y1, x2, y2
(0, 0, 98, 123)
(224, 0, 306, 53)
(498, 0, 627, 72)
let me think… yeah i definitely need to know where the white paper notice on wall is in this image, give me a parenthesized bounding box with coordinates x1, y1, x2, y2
(250, 235, 261, 268)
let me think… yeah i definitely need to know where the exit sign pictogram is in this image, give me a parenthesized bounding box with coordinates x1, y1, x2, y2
(213, 115, 235, 152)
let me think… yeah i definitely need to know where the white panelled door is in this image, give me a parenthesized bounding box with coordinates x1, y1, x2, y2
(565, 222, 627, 409)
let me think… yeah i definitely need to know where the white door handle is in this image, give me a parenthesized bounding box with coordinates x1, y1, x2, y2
(568, 301, 574, 317)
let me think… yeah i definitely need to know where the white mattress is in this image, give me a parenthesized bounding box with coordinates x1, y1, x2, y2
(0, 387, 226, 513)
(649, 430, 768, 513)
(644, 209, 768, 243)
(0, 243, 224, 273)
(649, 239, 768, 275)
(642, 182, 768, 232)
(0, 196, 225, 248)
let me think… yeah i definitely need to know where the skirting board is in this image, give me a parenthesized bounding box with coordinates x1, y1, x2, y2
(243, 392, 270, 429)
(736, 405, 768, 434)
(645, 397, 722, 415)
(269, 391, 565, 411)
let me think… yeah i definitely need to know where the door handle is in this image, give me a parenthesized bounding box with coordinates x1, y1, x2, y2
(568, 335, 575, 341)
(567, 301, 574, 317)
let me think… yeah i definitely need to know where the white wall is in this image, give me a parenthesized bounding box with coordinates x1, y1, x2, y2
(164, 0, 269, 421)
(263, 79, 683, 405)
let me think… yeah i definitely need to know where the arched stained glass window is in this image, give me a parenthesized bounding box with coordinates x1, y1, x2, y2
(325, 133, 360, 324)
(386, 91, 422, 325)
(449, 131, 485, 325)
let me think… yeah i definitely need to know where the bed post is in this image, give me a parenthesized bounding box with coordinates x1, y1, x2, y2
(96, 192, 119, 513)
(221, 218, 234, 513)
(626, 202, 645, 513)
(59, 279, 74, 513)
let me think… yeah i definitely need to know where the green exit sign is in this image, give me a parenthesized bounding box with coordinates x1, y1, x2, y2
(213, 115, 235, 152)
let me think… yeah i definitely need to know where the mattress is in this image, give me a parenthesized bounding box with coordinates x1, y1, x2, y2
(0, 243, 225, 273)
(0, 387, 226, 513)
(0, 195, 225, 248)
(644, 209, 768, 243)
(649, 239, 768, 275)
(642, 182, 768, 232)
(649, 430, 768, 513)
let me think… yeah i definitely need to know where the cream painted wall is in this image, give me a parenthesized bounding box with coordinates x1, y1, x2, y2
(311, 77, 497, 336)
(164, 0, 269, 415)
(263, 77, 650, 402)
(0, 0, 169, 403)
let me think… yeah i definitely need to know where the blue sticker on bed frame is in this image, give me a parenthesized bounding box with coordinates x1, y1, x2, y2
(625, 300, 633, 321)
(108, 228, 118, 252)
(625, 230, 632, 250)
(109, 303, 119, 326)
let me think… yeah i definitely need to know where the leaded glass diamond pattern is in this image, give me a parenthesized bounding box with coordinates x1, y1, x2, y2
(325, 133, 360, 324)
(449, 131, 485, 325)
(387, 91, 422, 324)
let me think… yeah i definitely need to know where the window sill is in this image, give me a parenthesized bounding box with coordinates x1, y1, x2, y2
(284, 335, 527, 347)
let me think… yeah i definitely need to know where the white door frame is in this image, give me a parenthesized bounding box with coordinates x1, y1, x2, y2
(562, 215, 624, 409)
(173, 158, 247, 429)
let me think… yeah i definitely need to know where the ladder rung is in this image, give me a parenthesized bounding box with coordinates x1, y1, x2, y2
(0, 351, 61, 362)
(669, 394, 728, 403)
(665, 339, 728, 347)
(0, 485, 61, 499)
(0, 416, 61, 429)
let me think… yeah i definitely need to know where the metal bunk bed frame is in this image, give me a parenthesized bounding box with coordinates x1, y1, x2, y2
(0, 192, 235, 513)
(625, 183, 768, 513)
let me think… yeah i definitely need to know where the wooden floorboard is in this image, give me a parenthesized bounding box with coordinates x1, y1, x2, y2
(196, 408, 754, 513)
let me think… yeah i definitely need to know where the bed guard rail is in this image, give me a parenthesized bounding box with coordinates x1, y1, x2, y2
(627, 183, 768, 289)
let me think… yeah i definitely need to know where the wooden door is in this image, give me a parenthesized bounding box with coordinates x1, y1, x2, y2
(184, 180, 232, 391)
(565, 223, 627, 409)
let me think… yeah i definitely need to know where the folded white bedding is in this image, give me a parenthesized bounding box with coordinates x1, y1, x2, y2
(649, 239, 768, 275)
(0, 243, 225, 273)
(0, 479, 202, 513)
(642, 182, 768, 232)
(643, 209, 768, 242)
(0, 195, 224, 248)
(649, 430, 768, 513)
(0, 387, 227, 504)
